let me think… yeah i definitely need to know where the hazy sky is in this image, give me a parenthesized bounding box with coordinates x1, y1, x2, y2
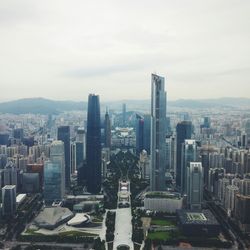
(0, 0, 249, 102)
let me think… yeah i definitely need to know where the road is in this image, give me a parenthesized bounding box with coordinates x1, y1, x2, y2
(204, 191, 246, 249)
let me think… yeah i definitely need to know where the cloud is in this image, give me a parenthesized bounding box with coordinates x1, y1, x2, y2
(0, 0, 249, 101)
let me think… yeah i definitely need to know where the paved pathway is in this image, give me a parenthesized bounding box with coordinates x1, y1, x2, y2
(113, 180, 134, 250)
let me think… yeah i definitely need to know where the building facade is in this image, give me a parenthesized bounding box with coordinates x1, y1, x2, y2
(86, 94, 102, 193)
(44, 140, 65, 204)
(57, 126, 70, 188)
(176, 121, 192, 188)
(187, 162, 203, 210)
(150, 74, 167, 191)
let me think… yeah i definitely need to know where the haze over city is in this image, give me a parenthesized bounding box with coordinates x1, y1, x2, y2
(0, 0, 250, 102)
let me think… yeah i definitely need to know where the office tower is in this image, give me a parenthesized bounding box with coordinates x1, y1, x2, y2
(76, 127, 86, 160)
(166, 136, 171, 172)
(26, 164, 44, 191)
(150, 74, 167, 191)
(2, 185, 16, 217)
(204, 117, 211, 128)
(71, 141, 84, 173)
(44, 141, 65, 204)
(0, 133, 9, 145)
(22, 173, 40, 193)
(86, 94, 101, 193)
(181, 140, 197, 194)
(104, 110, 111, 148)
(166, 117, 171, 135)
(57, 126, 70, 188)
(136, 114, 144, 155)
(176, 121, 192, 188)
(122, 103, 126, 127)
(70, 143, 76, 173)
(143, 114, 151, 154)
(187, 162, 203, 210)
(13, 128, 24, 141)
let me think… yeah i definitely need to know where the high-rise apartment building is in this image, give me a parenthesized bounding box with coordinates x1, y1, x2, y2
(57, 126, 70, 188)
(176, 121, 192, 188)
(86, 94, 102, 193)
(150, 74, 167, 191)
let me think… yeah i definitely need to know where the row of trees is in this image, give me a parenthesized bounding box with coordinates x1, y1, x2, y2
(105, 211, 116, 242)
(132, 209, 144, 245)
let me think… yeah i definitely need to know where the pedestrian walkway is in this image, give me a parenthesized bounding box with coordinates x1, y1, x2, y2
(113, 180, 134, 250)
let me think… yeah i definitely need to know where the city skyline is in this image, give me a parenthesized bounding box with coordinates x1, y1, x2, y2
(0, 0, 250, 102)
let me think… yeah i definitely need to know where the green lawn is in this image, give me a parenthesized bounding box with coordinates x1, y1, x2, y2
(59, 231, 97, 237)
(151, 219, 175, 226)
(147, 231, 171, 240)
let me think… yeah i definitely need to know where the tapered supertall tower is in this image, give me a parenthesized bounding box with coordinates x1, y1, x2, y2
(86, 94, 102, 193)
(150, 74, 167, 191)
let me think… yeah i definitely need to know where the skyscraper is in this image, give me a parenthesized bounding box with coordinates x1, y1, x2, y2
(86, 94, 102, 193)
(150, 74, 167, 191)
(104, 110, 111, 148)
(187, 162, 203, 210)
(181, 140, 197, 194)
(176, 121, 192, 188)
(136, 114, 144, 155)
(2, 185, 16, 217)
(143, 114, 151, 154)
(57, 126, 70, 188)
(44, 140, 65, 204)
(76, 127, 86, 160)
(122, 103, 126, 127)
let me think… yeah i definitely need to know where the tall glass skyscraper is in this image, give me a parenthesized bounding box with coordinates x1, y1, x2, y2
(143, 114, 151, 154)
(44, 140, 65, 204)
(176, 121, 192, 188)
(136, 114, 144, 155)
(86, 94, 101, 193)
(57, 126, 70, 188)
(181, 139, 197, 194)
(150, 74, 167, 191)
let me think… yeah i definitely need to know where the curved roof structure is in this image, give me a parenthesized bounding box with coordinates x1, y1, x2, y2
(34, 207, 73, 229)
(67, 213, 91, 226)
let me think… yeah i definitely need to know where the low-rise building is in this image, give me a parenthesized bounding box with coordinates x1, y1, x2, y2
(144, 192, 183, 213)
(177, 209, 220, 237)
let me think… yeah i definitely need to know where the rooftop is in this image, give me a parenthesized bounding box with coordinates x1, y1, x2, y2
(177, 210, 219, 225)
(34, 207, 73, 228)
(145, 192, 181, 199)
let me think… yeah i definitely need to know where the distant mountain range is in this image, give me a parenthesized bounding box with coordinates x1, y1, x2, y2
(0, 97, 249, 114)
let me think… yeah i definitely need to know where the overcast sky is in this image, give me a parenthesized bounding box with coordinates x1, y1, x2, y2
(0, 0, 249, 102)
